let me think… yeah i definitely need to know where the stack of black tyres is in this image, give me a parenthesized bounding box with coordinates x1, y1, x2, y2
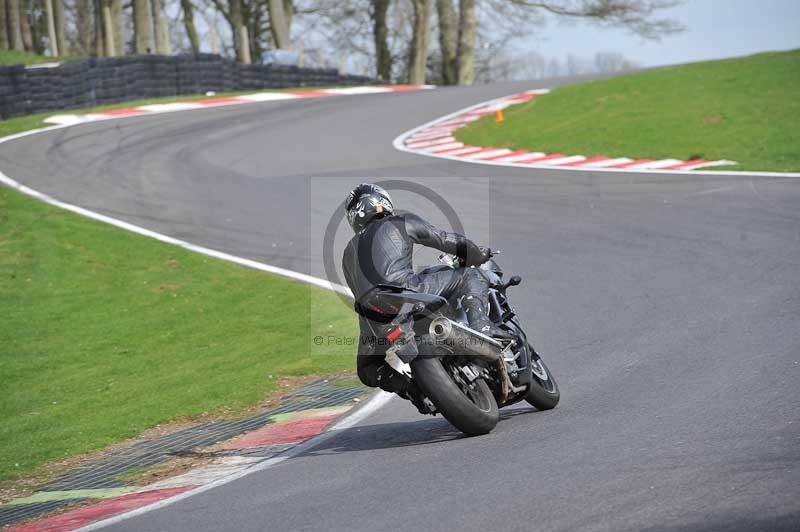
(0, 54, 378, 120)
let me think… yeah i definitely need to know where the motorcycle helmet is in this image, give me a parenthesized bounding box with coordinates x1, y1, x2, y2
(344, 183, 394, 233)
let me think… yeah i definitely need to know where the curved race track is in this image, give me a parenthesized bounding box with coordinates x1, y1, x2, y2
(1, 79, 799, 532)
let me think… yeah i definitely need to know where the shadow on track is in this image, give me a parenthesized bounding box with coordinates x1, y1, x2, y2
(304, 406, 540, 456)
(641, 512, 800, 532)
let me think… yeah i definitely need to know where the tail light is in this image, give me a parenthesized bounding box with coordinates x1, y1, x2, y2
(386, 327, 403, 343)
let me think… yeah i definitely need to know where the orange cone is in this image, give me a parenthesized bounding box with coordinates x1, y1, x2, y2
(495, 109, 504, 122)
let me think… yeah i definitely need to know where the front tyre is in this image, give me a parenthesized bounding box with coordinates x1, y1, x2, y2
(411, 357, 499, 436)
(524, 345, 560, 410)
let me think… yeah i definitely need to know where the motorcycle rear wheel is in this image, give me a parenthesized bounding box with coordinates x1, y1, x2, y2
(411, 357, 499, 436)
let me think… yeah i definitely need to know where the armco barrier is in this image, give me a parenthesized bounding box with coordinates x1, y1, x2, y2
(0, 53, 375, 119)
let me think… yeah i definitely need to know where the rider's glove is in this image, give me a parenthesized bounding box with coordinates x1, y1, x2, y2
(462, 246, 491, 267)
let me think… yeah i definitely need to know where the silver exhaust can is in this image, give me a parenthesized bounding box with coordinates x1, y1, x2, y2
(428, 317, 504, 362)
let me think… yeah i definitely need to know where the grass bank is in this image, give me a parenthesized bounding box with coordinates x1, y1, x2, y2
(0, 49, 80, 66)
(455, 49, 800, 172)
(0, 185, 357, 482)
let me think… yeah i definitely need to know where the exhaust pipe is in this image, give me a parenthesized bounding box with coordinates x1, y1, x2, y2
(428, 317, 504, 362)
(428, 317, 522, 402)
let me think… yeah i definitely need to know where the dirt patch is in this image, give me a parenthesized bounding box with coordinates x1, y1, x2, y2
(154, 283, 183, 293)
(113, 455, 215, 486)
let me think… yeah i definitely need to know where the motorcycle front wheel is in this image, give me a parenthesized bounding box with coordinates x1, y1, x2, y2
(524, 344, 560, 410)
(411, 357, 499, 436)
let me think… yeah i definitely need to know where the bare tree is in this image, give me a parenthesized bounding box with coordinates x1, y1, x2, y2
(594, 50, 626, 72)
(455, 0, 476, 84)
(293, 0, 413, 80)
(72, 0, 93, 54)
(53, 0, 65, 55)
(408, 0, 431, 84)
(44, 0, 57, 55)
(268, 0, 292, 49)
(110, 0, 122, 55)
(181, 0, 200, 52)
(19, 0, 33, 51)
(210, 0, 251, 62)
(102, 0, 118, 55)
(151, 0, 170, 53)
(565, 52, 586, 75)
(522, 51, 547, 78)
(507, 0, 683, 38)
(6, 0, 23, 51)
(436, 0, 457, 84)
(372, 0, 392, 80)
(197, 6, 221, 53)
(93, 0, 103, 55)
(133, 0, 153, 53)
(463, 0, 681, 84)
(0, 0, 7, 49)
(231, 0, 250, 62)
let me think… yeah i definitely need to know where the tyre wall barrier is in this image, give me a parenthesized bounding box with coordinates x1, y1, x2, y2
(0, 54, 376, 119)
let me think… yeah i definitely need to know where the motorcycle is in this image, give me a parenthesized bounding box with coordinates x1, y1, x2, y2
(356, 250, 560, 436)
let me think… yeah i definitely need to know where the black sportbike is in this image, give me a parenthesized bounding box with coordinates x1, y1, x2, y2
(356, 250, 560, 435)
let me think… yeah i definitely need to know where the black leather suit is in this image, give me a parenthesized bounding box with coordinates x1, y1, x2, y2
(341, 211, 490, 394)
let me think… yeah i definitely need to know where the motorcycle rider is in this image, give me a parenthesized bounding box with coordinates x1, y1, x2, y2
(341, 183, 502, 410)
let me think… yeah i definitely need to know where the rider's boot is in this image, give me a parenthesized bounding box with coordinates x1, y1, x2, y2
(376, 365, 434, 415)
(401, 380, 436, 415)
(462, 294, 510, 338)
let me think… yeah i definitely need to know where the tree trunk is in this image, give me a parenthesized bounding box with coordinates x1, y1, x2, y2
(407, 0, 431, 85)
(44, 0, 57, 55)
(267, 0, 291, 49)
(180, 0, 199, 53)
(110, 0, 122, 55)
(151, 0, 170, 54)
(283, 0, 293, 31)
(244, 0, 261, 62)
(456, 0, 475, 85)
(229, 0, 250, 63)
(53, 0, 65, 55)
(208, 19, 218, 53)
(75, 0, 92, 54)
(238, 24, 250, 63)
(436, 0, 457, 85)
(29, 0, 44, 54)
(6, 0, 22, 50)
(19, 1, 33, 51)
(371, 0, 391, 81)
(93, 0, 103, 55)
(133, 0, 152, 53)
(102, 1, 116, 55)
(0, 0, 8, 49)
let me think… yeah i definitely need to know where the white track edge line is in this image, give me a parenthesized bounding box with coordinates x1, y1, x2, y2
(76, 392, 394, 531)
(0, 169, 352, 297)
(391, 92, 800, 179)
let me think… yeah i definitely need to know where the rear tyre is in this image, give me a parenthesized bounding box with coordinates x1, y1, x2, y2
(411, 357, 499, 436)
(524, 344, 560, 410)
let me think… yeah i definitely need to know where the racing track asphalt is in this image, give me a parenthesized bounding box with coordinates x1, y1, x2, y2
(1, 77, 798, 532)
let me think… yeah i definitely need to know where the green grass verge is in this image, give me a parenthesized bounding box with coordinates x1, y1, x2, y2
(455, 49, 800, 172)
(0, 185, 358, 482)
(0, 49, 81, 66)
